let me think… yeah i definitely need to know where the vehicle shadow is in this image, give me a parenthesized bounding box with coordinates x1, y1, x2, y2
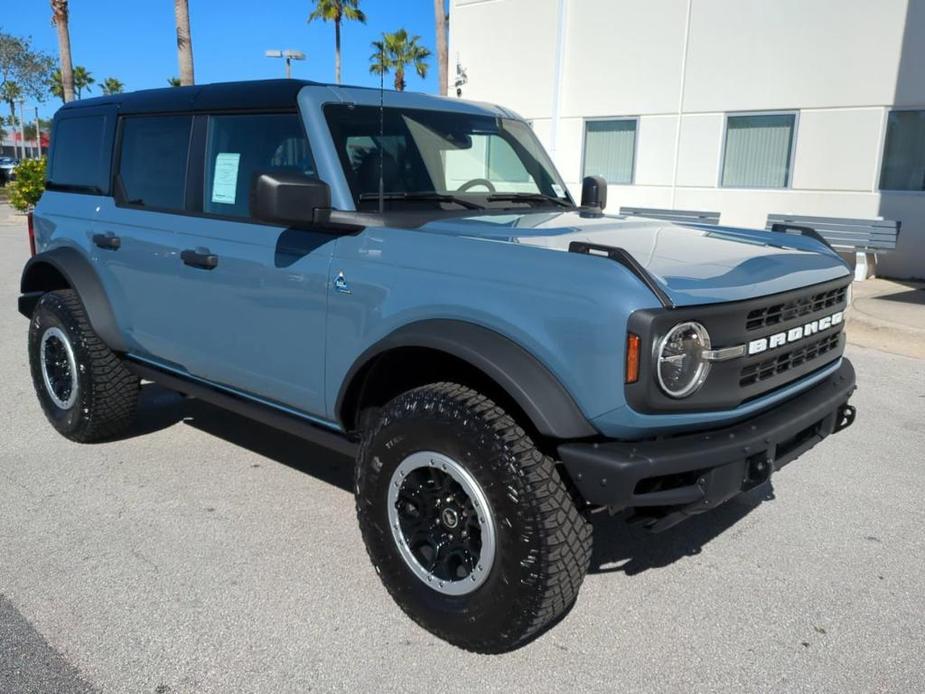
(122, 383, 354, 492)
(874, 286, 925, 305)
(587, 482, 775, 576)
(123, 384, 773, 575)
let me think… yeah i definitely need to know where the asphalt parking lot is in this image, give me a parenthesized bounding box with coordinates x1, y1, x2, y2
(1, 208, 923, 693)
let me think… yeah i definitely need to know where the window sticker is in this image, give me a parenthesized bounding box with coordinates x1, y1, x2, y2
(551, 183, 565, 198)
(211, 152, 241, 204)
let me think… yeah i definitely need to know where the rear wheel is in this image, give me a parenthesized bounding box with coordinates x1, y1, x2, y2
(28, 289, 140, 442)
(355, 382, 592, 653)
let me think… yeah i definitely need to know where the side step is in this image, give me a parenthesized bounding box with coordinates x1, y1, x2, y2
(125, 359, 358, 458)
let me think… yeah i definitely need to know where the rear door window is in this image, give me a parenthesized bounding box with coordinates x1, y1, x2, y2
(117, 115, 192, 210)
(48, 114, 113, 193)
(202, 113, 316, 219)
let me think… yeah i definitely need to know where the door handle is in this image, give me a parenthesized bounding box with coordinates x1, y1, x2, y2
(92, 232, 121, 250)
(181, 248, 219, 270)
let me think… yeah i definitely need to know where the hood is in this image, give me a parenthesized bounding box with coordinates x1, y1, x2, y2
(420, 210, 850, 307)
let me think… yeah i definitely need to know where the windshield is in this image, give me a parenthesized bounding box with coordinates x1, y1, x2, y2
(324, 104, 572, 211)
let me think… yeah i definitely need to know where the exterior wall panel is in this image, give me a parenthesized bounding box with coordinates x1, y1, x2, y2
(791, 109, 885, 192)
(561, 0, 688, 118)
(675, 114, 724, 188)
(682, 0, 907, 112)
(636, 115, 678, 186)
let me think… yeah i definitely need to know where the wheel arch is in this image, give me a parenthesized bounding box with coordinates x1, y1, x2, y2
(336, 319, 598, 441)
(19, 247, 127, 352)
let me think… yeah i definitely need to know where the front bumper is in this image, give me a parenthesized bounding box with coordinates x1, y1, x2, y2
(559, 358, 856, 532)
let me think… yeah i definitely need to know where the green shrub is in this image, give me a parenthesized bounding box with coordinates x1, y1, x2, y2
(8, 157, 47, 212)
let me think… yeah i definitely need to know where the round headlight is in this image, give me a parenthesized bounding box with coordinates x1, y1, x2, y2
(657, 322, 711, 398)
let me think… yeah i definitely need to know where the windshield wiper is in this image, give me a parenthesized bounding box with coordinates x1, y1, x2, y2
(358, 192, 484, 210)
(485, 192, 573, 208)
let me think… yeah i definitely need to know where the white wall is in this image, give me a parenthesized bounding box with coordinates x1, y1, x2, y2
(681, 0, 908, 112)
(448, 0, 560, 118)
(450, 0, 925, 279)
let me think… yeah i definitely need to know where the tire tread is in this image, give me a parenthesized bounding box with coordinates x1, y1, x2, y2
(356, 381, 592, 653)
(30, 289, 139, 442)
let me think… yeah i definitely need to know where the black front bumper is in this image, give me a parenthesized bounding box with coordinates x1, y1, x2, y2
(559, 359, 857, 532)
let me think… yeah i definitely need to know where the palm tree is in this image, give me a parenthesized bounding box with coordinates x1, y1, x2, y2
(308, 0, 366, 84)
(49, 69, 64, 103)
(50, 68, 92, 101)
(167, 77, 182, 87)
(1, 81, 22, 131)
(50, 0, 75, 102)
(433, 0, 448, 96)
(174, 0, 195, 86)
(100, 77, 124, 95)
(72, 65, 94, 98)
(369, 29, 430, 92)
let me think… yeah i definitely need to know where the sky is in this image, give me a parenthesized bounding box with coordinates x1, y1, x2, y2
(4, 0, 440, 120)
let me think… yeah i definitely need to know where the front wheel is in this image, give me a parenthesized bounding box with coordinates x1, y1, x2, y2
(355, 382, 592, 653)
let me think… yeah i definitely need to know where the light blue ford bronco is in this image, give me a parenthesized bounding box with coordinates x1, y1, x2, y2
(19, 80, 857, 652)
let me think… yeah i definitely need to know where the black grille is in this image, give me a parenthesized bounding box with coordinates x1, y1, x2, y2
(739, 333, 841, 387)
(745, 286, 847, 332)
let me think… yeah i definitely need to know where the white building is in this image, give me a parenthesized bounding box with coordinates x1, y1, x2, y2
(449, 0, 925, 279)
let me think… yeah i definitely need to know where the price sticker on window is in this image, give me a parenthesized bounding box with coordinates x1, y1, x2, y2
(211, 152, 241, 204)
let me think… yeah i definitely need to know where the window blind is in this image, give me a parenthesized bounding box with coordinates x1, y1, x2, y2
(721, 114, 795, 188)
(583, 120, 637, 185)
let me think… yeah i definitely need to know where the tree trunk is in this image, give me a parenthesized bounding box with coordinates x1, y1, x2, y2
(174, 0, 195, 86)
(335, 19, 342, 84)
(51, 1, 75, 103)
(395, 68, 405, 92)
(434, 0, 448, 96)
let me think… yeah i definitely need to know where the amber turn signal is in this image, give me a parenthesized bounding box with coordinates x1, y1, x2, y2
(626, 333, 640, 384)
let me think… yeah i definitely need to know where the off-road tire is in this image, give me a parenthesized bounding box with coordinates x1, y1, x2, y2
(28, 289, 140, 442)
(355, 382, 592, 653)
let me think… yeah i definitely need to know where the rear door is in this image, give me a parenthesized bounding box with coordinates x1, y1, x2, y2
(171, 111, 335, 417)
(92, 114, 192, 364)
(41, 106, 115, 284)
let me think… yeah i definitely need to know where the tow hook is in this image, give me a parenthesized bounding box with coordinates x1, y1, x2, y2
(743, 454, 773, 491)
(834, 404, 857, 433)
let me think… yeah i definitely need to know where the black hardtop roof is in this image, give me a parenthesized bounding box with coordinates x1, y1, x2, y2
(57, 78, 379, 116)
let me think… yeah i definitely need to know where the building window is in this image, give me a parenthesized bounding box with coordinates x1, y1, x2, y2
(582, 119, 637, 185)
(721, 113, 796, 188)
(880, 110, 925, 191)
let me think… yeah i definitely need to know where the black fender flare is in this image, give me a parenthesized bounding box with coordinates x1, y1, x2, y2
(19, 247, 128, 353)
(336, 319, 598, 440)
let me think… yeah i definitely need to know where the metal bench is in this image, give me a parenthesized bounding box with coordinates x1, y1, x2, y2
(619, 206, 721, 226)
(765, 214, 902, 281)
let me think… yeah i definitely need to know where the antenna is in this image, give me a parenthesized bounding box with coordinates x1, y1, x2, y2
(378, 43, 385, 215)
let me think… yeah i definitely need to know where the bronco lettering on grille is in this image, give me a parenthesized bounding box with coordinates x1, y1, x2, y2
(747, 311, 844, 356)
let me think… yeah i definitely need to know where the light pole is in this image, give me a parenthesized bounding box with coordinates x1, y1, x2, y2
(265, 49, 305, 79)
(34, 107, 42, 158)
(17, 100, 26, 160)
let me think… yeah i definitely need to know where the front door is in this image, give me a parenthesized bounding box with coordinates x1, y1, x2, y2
(172, 112, 334, 417)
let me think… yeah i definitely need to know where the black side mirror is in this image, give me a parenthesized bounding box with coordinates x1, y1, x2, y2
(580, 175, 607, 211)
(250, 171, 333, 228)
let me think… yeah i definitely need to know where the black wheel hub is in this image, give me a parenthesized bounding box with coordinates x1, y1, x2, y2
(395, 466, 484, 583)
(40, 329, 77, 409)
(45, 338, 72, 398)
